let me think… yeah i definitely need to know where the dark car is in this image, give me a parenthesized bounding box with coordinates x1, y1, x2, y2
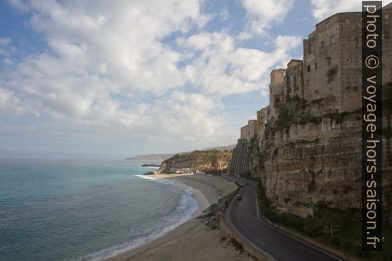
(236, 194, 242, 201)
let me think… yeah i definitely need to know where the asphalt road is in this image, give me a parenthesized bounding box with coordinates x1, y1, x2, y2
(226, 181, 342, 261)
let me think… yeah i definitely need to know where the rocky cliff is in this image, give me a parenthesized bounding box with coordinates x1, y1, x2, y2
(158, 150, 232, 174)
(229, 95, 392, 226)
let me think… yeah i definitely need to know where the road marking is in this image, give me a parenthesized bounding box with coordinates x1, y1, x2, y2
(226, 186, 276, 261)
(254, 185, 342, 261)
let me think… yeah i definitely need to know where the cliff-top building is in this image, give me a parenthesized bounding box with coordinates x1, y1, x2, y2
(269, 69, 286, 118)
(240, 120, 257, 142)
(256, 107, 269, 138)
(303, 4, 392, 112)
(285, 59, 304, 100)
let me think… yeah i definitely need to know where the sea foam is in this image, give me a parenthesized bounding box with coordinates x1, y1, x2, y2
(81, 175, 199, 261)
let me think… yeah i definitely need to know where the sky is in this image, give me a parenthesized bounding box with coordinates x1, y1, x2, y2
(0, 0, 390, 159)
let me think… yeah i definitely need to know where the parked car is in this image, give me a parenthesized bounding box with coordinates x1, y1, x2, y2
(236, 194, 242, 201)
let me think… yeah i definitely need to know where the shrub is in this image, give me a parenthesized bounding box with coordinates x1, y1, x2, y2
(331, 236, 340, 247)
(282, 213, 305, 230)
(229, 237, 244, 253)
(304, 222, 322, 237)
(342, 240, 352, 251)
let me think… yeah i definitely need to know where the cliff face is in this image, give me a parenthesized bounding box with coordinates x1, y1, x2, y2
(158, 150, 232, 174)
(229, 97, 392, 225)
(227, 6, 392, 254)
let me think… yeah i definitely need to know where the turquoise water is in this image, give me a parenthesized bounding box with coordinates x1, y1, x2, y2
(0, 159, 198, 261)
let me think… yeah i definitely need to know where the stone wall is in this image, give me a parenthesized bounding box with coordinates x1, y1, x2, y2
(285, 59, 304, 100)
(240, 120, 257, 142)
(256, 107, 268, 138)
(269, 69, 286, 118)
(303, 8, 392, 113)
(228, 139, 251, 177)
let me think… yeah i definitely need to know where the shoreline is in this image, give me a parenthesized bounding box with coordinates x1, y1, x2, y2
(99, 173, 208, 260)
(137, 173, 211, 217)
(104, 173, 250, 261)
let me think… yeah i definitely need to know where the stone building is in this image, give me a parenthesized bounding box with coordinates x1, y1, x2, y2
(285, 59, 304, 99)
(269, 69, 286, 118)
(303, 4, 392, 112)
(256, 107, 269, 138)
(303, 12, 362, 112)
(240, 120, 257, 142)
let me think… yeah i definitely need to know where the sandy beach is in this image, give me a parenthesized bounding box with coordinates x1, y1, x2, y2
(104, 174, 253, 261)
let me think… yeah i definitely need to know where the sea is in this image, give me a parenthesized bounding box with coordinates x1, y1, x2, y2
(0, 159, 198, 261)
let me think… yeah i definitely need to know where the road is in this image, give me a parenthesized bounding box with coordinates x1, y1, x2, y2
(225, 181, 342, 261)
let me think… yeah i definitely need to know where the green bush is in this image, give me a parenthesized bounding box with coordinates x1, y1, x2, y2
(284, 213, 305, 230)
(331, 236, 340, 247)
(342, 240, 352, 251)
(304, 222, 322, 237)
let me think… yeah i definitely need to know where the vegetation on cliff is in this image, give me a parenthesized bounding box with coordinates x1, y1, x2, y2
(272, 96, 361, 135)
(158, 149, 232, 174)
(257, 181, 392, 259)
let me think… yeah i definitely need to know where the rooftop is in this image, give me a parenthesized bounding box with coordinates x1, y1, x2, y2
(287, 59, 303, 66)
(315, 2, 392, 27)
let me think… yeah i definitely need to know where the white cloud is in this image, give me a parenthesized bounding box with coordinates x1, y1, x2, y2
(6, 0, 30, 12)
(310, 0, 392, 21)
(2, 0, 206, 117)
(178, 33, 301, 96)
(0, 0, 239, 152)
(219, 7, 230, 21)
(240, 0, 294, 35)
(0, 0, 303, 155)
(0, 88, 30, 116)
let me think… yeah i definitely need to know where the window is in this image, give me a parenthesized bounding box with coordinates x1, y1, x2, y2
(308, 44, 312, 54)
(331, 36, 336, 44)
(315, 63, 318, 70)
(327, 57, 331, 66)
(307, 65, 311, 72)
(320, 41, 325, 48)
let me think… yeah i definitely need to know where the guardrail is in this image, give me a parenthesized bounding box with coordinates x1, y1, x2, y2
(220, 183, 275, 261)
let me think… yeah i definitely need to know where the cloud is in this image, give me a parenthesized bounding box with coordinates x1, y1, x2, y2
(0, 0, 238, 152)
(6, 0, 30, 12)
(0, 88, 24, 115)
(1, 0, 206, 117)
(1, 0, 303, 155)
(310, 0, 392, 21)
(178, 33, 301, 96)
(240, 0, 294, 35)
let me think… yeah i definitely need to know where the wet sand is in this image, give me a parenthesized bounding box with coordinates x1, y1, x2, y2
(104, 174, 252, 261)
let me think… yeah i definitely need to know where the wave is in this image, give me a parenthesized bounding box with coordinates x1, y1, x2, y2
(78, 176, 199, 261)
(134, 174, 156, 180)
